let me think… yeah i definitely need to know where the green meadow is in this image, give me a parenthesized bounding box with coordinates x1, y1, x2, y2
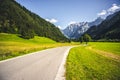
(66, 42, 120, 80)
(0, 33, 78, 60)
(89, 42, 120, 56)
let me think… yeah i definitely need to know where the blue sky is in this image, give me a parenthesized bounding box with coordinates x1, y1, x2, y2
(16, 0, 120, 29)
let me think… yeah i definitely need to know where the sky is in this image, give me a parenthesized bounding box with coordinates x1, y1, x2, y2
(16, 0, 120, 29)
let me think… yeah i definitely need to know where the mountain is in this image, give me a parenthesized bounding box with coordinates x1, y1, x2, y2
(86, 11, 120, 40)
(88, 17, 104, 27)
(0, 0, 68, 42)
(62, 22, 89, 39)
(62, 17, 103, 39)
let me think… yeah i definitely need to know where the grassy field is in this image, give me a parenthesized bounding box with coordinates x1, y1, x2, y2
(89, 42, 120, 56)
(0, 33, 79, 61)
(66, 42, 120, 80)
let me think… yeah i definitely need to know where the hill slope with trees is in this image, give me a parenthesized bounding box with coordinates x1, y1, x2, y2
(86, 11, 120, 41)
(0, 0, 68, 42)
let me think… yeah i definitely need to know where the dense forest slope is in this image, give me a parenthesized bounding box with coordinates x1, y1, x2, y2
(0, 0, 68, 42)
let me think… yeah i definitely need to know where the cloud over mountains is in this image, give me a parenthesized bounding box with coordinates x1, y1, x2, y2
(45, 18, 58, 23)
(98, 4, 120, 18)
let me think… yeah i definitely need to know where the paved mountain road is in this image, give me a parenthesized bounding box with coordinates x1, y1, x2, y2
(0, 46, 72, 80)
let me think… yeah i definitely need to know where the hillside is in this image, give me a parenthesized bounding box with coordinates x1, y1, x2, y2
(0, 33, 79, 60)
(0, 33, 56, 60)
(0, 33, 56, 43)
(86, 11, 120, 41)
(0, 0, 68, 42)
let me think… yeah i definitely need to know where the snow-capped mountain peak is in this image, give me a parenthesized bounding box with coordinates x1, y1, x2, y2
(62, 17, 104, 39)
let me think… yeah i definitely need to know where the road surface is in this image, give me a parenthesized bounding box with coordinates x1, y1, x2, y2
(0, 46, 72, 80)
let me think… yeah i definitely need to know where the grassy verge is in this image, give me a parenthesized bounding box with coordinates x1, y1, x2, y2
(0, 33, 79, 61)
(66, 43, 120, 80)
(89, 42, 120, 56)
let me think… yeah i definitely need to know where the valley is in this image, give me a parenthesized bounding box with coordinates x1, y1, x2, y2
(0, 0, 120, 80)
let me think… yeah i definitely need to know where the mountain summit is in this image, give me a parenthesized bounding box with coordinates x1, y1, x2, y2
(62, 22, 89, 39)
(62, 17, 103, 39)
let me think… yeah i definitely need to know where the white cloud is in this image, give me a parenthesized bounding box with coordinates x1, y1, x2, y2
(108, 4, 120, 13)
(97, 10, 107, 16)
(57, 25, 62, 29)
(68, 21, 76, 25)
(45, 18, 58, 23)
(97, 4, 120, 18)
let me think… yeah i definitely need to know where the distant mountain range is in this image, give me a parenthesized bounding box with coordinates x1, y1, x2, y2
(62, 17, 103, 39)
(0, 0, 68, 42)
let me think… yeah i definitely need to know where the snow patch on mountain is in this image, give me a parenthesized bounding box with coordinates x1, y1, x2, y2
(62, 17, 103, 39)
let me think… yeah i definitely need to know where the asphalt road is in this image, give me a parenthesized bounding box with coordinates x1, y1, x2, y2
(0, 46, 72, 80)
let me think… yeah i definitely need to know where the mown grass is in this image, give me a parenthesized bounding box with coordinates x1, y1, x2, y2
(89, 42, 120, 55)
(0, 33, 79, 60)
(66, 43, 120, 80)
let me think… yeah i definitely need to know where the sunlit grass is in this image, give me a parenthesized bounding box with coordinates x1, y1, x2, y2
(0, 33, 79, 60)
(66, 42, 120, 80)
(89, 42, 120, 55)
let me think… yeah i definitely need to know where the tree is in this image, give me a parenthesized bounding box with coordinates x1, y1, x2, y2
(20, 29, 34, 39)
(68, 39, 71, 43)
(79, 36, 84, 44)
(83, 34, 92, 44)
